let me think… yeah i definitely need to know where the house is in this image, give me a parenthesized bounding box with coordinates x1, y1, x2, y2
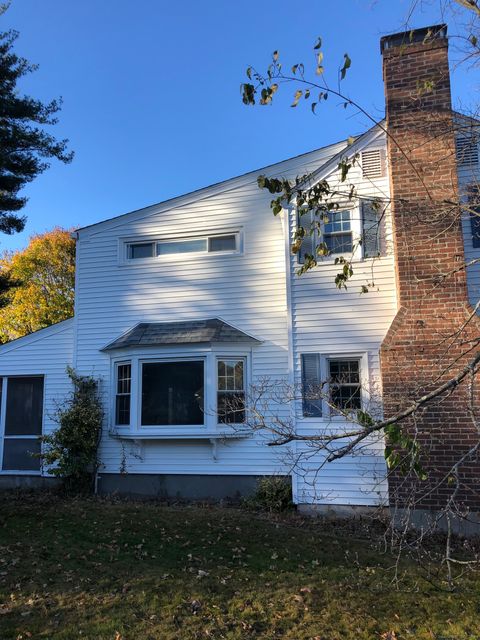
(0, 25, 479, 519)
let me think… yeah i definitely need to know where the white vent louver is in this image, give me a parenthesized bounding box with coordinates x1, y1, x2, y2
(361, 149, 386, 179)
(456, 137, 479, 167)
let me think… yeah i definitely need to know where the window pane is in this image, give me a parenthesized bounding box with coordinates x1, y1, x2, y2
(328, 359, 361, 411)
(217, 392, 245, 424)
(129, 243, 155, 259)
(157, 239, 207, 255)
(117, 364, 131, 394)
(209, 235, 237, 252)
(324, 233, 352, 254)
(217, 360, 245, 423)
(115, 395, 131, 426)
(5, 377, 44, 436)
(141, 361, 204, 426)
(2, 438, 41, 471)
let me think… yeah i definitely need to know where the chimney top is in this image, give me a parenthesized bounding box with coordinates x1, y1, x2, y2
(380, 24, 447, 53)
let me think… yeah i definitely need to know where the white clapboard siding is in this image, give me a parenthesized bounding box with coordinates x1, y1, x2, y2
(290, 133, 396, 505)
(74, 142, 350, 478)
(0, 320, 74, 476)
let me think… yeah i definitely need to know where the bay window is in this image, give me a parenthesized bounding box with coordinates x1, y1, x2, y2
(112, 352, 248, 432)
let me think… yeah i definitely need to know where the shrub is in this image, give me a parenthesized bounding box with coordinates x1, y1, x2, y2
(243, 476, 293, 512)
(39, 367, 103, 493)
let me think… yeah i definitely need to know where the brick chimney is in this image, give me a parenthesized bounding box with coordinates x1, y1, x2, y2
(380, 25, 480, 513)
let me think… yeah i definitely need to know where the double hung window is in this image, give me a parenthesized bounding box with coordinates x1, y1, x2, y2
(300, 355, 364, 418)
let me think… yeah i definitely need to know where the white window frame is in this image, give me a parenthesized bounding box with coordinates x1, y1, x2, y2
(0, 375, 45, 475)
(296, 202, 363, 263)
(114, 361, 132, 427)
(299, 352, 370, 421)
(109, 348, 251, 436)
(119, 229, 243, 265)
(215, 356, 247, 426)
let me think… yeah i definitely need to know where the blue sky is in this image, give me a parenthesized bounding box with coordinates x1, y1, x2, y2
(1, 0, 475, 251)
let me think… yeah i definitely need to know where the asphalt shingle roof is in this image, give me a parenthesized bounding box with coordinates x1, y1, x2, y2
(101, 319, 261, 351)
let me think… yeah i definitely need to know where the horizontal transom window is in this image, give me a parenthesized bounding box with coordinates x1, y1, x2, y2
(126, 233, 239, 260)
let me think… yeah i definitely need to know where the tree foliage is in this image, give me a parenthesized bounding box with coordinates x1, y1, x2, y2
(0, 4, 73, 235)
(0, 227, 75, 342)
(39, 367, 103, 493)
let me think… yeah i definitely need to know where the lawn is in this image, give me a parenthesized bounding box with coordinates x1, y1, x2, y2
(0, 493, 479, 640)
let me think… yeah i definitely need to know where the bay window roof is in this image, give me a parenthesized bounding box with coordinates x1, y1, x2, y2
(101, 318, 261, 351)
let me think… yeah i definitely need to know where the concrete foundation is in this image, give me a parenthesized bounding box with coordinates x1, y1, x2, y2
(0, 475, 61, 491)
(96, 473, 270, 502)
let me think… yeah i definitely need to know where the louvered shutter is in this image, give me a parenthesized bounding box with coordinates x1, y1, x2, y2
(297, 210, 315, 264)
(361, 200, 381, 257)
(301, 353, 322, 417)
(456, 137, 479, 167)
(468, 187, 480, 249)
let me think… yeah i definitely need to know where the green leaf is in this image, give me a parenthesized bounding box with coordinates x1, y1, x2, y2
(470, 34, 478, 47)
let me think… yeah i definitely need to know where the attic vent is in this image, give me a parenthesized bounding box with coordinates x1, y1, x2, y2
(456, 137, 479, 167)
(361, 149, 386, 179)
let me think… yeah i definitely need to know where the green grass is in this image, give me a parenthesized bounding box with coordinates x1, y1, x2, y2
(0, 493, 479, 640)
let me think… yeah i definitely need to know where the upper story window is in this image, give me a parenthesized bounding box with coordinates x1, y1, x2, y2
(125, 232, 240, 261)
(297, 200, 383, 263)
(297, 199, 386, 263)
(323, 210, 353, 254)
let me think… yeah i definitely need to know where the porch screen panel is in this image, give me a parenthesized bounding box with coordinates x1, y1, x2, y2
(2, 439, 41, 470)
(5, 377, 44, 435)
(2, 376, 43, 471)
(141, 362, 204, 426)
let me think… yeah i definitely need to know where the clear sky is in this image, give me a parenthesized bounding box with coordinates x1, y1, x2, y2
(1, 0, 476, 251)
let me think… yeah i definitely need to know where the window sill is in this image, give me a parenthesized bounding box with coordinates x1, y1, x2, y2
(109, 428, 252, 441)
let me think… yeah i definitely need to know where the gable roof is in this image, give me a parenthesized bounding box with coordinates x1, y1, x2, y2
(75, 137, 352, 238)
(101, 318, 262, 351)
(0, 318, 74, 356)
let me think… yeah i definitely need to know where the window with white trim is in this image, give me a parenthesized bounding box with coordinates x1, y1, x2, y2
(126, 232, 240, 261)
(115, 363, 131, 426)
(300, 354, 365, 418)
(328, 358, 362, 412)
(217, 358, 246, 424)
(297, 200, 383, 263)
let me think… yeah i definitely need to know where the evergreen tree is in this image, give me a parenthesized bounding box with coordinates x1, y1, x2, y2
(0, 5, 73, 235)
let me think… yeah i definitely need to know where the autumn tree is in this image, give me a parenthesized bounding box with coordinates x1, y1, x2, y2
(0, 4, 73, 236)
(0, 228, 75, 342)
